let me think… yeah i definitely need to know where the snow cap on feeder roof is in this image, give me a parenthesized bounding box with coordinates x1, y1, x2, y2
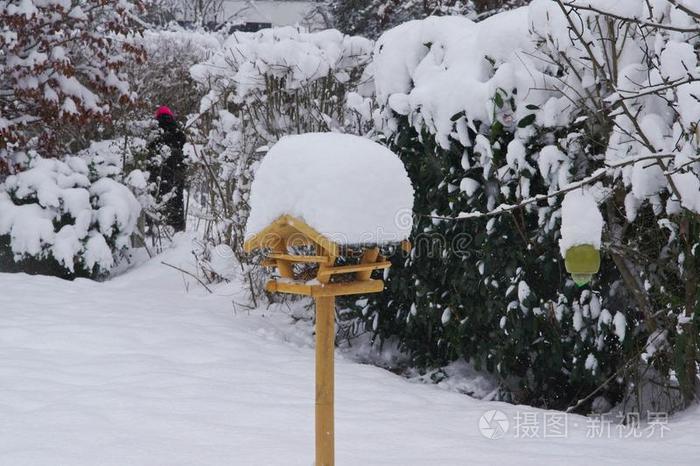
(245, 132, 414, 246)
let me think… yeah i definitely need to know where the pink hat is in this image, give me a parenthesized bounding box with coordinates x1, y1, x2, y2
(155, 105, 174, 119)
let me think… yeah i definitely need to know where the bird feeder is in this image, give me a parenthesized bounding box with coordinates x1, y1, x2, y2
(564, 244, 600, 286)
(560, 189, 604, 287)
(243, 132, 415, 466)
(244, 216, 409, 466)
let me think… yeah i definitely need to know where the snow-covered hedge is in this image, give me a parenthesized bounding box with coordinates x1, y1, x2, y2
(360, 1, 700, 412)
(0, 154, 141, 279)
(192, 27, 373, 116)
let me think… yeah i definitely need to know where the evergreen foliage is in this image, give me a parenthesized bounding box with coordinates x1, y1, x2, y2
(328, 0, 472, 38)
(364, 117, 630, 410)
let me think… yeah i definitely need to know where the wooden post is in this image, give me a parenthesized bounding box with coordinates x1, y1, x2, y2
(315, 295, 335, 466)
(243, 217, 399, 465)
(356, 247, 379, 281)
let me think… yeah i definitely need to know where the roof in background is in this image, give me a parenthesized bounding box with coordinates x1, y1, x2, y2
(219, 1, 326, 29)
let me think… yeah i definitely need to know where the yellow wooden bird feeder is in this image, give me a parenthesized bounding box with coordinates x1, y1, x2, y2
(244, 215, 409, 466)
(243, 132, 414, 465)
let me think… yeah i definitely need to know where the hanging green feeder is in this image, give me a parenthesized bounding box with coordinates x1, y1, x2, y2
(564, 244, 600, 287)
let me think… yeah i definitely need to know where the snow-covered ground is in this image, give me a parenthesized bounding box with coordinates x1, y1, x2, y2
(1, 237, 698, 465)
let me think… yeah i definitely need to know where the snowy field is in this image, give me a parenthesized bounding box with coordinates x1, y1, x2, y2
(1, 236, 698, 465)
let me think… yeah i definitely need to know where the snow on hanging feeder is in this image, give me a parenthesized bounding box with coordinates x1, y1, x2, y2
(559, 189, 603, 287)
(243, 132, 414, 466)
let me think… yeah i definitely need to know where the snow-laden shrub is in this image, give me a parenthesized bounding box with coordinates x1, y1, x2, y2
(0, 0, 144, 164)
(360, 2, 700, 413)
(188, 27, 374, 279)
(0, 154, 142, 279)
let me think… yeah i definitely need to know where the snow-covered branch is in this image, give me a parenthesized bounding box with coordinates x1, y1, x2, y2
(563, 1, 700, 33)
(425, 169, 609, 221)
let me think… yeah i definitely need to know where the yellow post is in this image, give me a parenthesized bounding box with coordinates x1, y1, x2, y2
(243, 216, 399, 465)
(355, 247, 379, 281)
(315, 295, 335, 466)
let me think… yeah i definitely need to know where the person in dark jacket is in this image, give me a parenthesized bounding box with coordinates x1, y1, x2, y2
(147, 106, 187, 232)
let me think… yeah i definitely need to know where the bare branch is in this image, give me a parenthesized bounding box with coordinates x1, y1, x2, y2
(161, 261, 213, 294)
(613, 76, 700, 101)
(667, 0, 700, 20)
(564, 1, 700, 33)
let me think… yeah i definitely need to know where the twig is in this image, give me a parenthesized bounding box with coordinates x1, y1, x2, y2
(613, 76, 700, 102)
(563, 1, 700, 33)
(667, 0, 700, 20)
(161, 261, 213, 293)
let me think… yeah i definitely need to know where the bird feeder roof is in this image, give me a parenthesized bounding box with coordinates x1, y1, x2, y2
(244, 133, 415, 247)
(243, 214, 340, 255)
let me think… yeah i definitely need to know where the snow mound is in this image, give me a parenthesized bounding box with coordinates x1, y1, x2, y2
(245, 133, 414, 245)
